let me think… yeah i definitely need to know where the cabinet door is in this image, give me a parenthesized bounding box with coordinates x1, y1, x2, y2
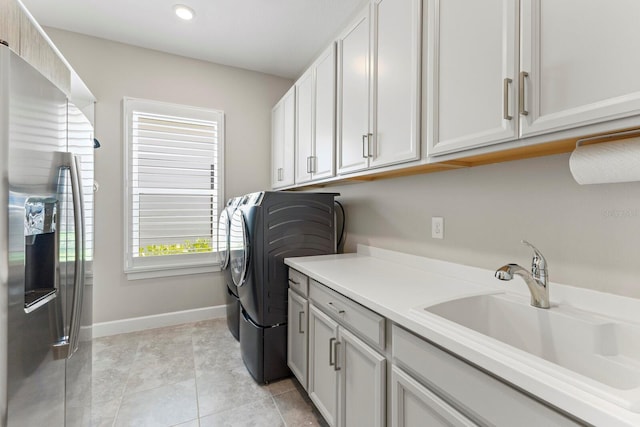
(0, 0, 20, 52)
(391, 366, 476, 427)
(287, 289, 308, 390)
(272, 88, 296, 189)
(370, 0, 421, 167)
(426, 0, 518, 156)
(308, 304, 339, 426)
(271, 99, 285, 189)
(337, 7, 371, 174)
(337, 328, 385, 427)
(281, 87, 296, 187)
(312, 43, 336, 181)
(520, 0, 640, 137)
(295, 69, 314, 184)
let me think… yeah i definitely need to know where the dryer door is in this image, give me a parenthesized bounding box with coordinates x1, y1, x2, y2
(229, 209, 249, 287)
(216, 208, 230, 269)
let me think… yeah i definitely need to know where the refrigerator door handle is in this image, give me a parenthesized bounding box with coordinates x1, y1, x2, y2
(68, 154, 86, 357)
(53, 153, 85, 360)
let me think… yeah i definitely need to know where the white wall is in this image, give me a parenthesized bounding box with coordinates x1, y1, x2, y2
(336, 153, 640, 300)
(45, 28, 292, 323)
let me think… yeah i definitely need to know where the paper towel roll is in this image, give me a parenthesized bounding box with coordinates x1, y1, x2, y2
(569, 137, 640, 185)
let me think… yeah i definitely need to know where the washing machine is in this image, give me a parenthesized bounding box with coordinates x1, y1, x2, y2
(217, 196, 243, 340)
(229, 191, 338, 383)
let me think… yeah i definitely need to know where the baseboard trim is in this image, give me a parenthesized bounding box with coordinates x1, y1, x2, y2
(92, 305, 226, 338)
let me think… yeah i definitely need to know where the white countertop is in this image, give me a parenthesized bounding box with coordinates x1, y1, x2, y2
(284, 245, 640, 427)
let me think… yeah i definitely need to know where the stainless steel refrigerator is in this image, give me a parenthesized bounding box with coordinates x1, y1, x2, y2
(0, 44, 93, 426)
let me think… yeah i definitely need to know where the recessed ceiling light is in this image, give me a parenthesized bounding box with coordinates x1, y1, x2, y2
(174, 4, 195, 21)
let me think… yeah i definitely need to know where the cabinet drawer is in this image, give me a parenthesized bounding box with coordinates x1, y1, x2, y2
(309, 279, 385, 351)
(392, 325, 581, 426)
(288, 268, 309, 297)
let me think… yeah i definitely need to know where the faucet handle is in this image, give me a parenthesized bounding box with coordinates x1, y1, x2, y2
(521, 240, 548, 280)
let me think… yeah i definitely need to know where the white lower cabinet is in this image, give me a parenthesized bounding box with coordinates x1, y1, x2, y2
(287, 289, 308, 389)
(338, 327, 386, 427)
(291, 270, 585, 427)
(308, 303, 386, 427)
(391, 365, 475, 427)
(308, 305, 339, 425)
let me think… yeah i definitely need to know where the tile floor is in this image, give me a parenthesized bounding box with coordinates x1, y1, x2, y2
(80, 318, 328, 426)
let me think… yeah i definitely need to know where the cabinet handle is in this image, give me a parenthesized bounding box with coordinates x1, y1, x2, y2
(329, 337, 336, 366)
(503, 78, 513, 121)
(334, 341, 341, 371)
(367, 133, 373, 158)
(310, 156, 317, 174)
(519, 71, 529, 116)
(362, 134, 368, 158)
(288, 278, 300, 286)
(327, 301, 345, 315)
(277, 168, 283, 181)
(306, 157, 310, 174)
(298, 311, 305, 333)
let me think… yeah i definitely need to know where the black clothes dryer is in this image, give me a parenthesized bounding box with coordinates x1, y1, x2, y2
(229, 191, 337, 383)
(217, 196, 242, 340)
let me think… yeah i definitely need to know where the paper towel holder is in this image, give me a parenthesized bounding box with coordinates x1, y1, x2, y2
(575, 128, 640, 148)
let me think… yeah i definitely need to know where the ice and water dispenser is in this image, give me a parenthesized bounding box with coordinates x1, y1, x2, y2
(24, 197, 58, 312)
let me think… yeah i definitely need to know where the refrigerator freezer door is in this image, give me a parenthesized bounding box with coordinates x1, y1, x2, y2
(4, 46, 67, 426)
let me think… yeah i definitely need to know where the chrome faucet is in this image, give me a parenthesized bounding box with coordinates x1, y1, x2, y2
(495, 240, 550, 309)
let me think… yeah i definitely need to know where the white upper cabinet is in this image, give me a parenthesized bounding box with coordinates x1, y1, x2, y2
(337, 8, 371, 174)
(370, 0, 421, 168)
(428, 0, 640, 157)
(271, 86, 295, 189)
(295, 44, 337, 184)
(338, 0, 421, 174)
(520, 0, 640, 137)
(295, 69, 315, 184)
(313, 44, 337, 180)
(426, 0, 519, 155)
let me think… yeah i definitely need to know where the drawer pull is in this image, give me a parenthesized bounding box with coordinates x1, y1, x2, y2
(334, 341, 341, 371)
(288, 278, 300, 286)
(298, 311, 305, 333)
(329, 337, 336, 366)
(327, 301, 345, 315)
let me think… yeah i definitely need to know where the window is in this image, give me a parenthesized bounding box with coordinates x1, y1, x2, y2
(123, 98, 224, 279)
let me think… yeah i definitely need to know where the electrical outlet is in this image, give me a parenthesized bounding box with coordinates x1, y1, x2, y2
(432, 217, 444, 239)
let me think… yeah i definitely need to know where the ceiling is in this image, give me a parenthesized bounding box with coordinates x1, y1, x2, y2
(21, 0, 366, 79)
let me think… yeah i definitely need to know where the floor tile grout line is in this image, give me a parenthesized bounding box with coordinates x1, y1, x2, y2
(123, 333, 146, 394)
(97, 337, 138, 427)
(191, 329, 202, 425)
(271, 394, 289, 427)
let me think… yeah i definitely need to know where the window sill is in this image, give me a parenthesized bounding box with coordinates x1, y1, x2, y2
(125, 264, 221, 281)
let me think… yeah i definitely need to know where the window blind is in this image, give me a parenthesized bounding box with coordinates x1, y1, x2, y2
(67, 105, 94, 262)
(124, 98, 224, 275)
